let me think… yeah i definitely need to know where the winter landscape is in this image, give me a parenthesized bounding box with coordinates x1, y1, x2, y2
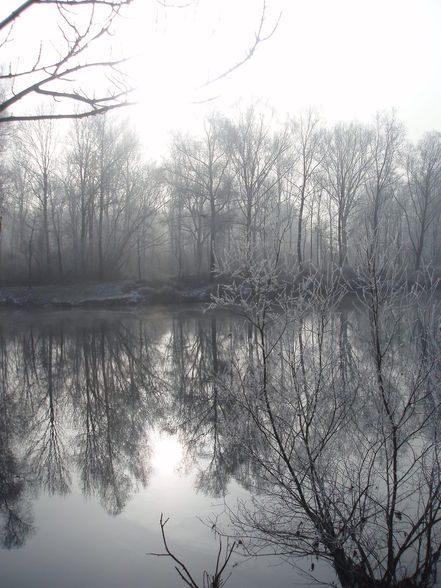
(1, 1, 441, 587)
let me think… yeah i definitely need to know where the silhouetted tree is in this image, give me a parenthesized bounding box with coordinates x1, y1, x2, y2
(0, 1, 134, 122)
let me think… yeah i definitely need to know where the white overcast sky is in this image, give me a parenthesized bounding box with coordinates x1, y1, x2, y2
(2, 0, 441, 153)
(119, 0, 441, 153)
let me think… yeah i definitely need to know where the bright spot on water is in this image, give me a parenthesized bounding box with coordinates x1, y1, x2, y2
(152, 433, 183, 476)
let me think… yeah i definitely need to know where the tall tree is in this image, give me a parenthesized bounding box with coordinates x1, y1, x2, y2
(168, 115, 231, 278)
(364, 112, 404, 265)
(226, 106, 289, 261)
(292, 111, 322, 266)
(18, 117, 58, 278)
(400, 132, 441, 271)
(321, 122, 372, 267)
(65, 116, 98, 275)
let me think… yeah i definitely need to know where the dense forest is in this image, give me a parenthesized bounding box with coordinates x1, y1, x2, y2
(1, 107, 440, 286)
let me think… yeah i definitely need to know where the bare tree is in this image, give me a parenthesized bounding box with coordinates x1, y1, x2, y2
(225, 106, 290, 261)
(64, 115, 98, 274)
(18, 116, 58, 278)
(364, 112, 404, 266)
(150, 514, 236, 588)
(321, 122, 372, 267)
(290, 111, 323, 267)
(65, 114, 161, 279)
(0, 1, 280, 123)
(0, 1, 135, 122)
(399, 132, 441, 272)
(210, 248, 441, 587)
(166, 115, 231, 278)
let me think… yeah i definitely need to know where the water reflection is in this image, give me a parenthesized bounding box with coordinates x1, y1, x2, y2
(164, 314, 251, 497)
(0, 310, 252, 551)
(214, 289, 441, 587)
(0, 302, 440, 586)
(0, 313, 163, 545)
(0, 329, 35, 549)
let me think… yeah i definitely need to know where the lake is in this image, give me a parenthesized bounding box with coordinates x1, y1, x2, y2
(0, 298, 440, 587)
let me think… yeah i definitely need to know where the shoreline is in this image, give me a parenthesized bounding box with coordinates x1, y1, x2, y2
(0, 269, 438, 310)
(0, 280, 217, 309)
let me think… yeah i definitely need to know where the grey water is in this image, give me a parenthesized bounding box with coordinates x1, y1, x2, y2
(0, 302, 439, 587)
(0, 307, 305, 588)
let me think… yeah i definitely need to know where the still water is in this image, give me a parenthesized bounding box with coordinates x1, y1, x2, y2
(0, 301, 439, 587)
(0, 307, 308, 588)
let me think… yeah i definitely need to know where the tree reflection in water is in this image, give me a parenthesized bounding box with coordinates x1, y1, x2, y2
(0, 312, 164, 546)
(0, 332, 34, 548)
(209, 265, 441, 587)
(163, 314, 251, 497)
(0, 300, 440, 587)
(69, 321, 159, 515)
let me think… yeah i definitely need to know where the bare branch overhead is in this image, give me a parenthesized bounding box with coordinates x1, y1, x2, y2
(198, 1, 282, 90)
(0, 1, 281, 121)
(0, 0, 134, 122)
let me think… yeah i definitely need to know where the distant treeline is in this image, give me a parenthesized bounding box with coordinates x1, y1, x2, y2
(0, 106, 440, 285)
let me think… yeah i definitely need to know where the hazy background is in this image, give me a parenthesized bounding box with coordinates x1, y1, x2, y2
(120, 0, 441, 153)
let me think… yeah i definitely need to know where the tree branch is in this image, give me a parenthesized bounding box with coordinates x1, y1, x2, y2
(198, 1, 281, 89)
(0, 0, 133, 122)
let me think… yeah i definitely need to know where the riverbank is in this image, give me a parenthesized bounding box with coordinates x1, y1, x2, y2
(0, 266, 438, 309)
(0, 279, 216, 308)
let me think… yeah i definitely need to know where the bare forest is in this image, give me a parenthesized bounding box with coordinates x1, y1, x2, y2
(2, 3, 441, 588)
(0, 108, 440, 287)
